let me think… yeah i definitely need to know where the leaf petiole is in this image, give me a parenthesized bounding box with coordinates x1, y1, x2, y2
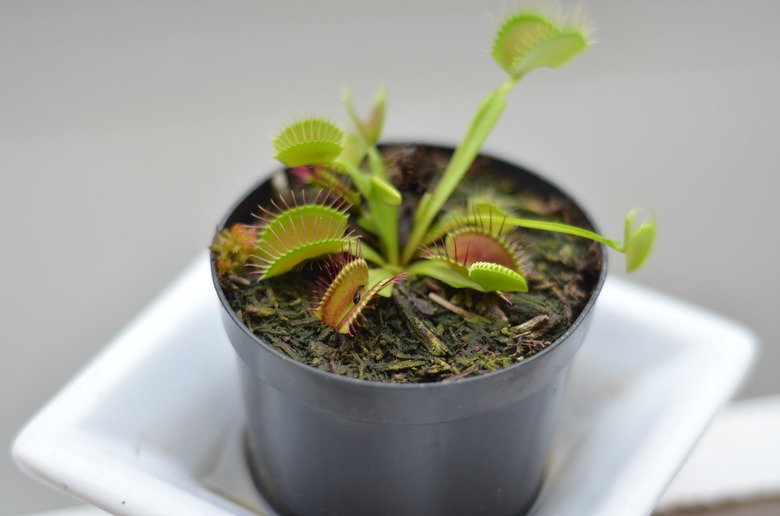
(402, 79, 517, 264)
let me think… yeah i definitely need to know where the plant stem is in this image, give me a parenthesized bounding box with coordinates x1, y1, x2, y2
(505, 217, 624, 251)
(401, 79, 517, 264)
(367, 146, 388, 181)
(453, 212, 625, 251)
(338, 147, 400, 264)
(371, 194, 400, 264)
(367, 145, 399, 264)
(338, 158, 371, 197)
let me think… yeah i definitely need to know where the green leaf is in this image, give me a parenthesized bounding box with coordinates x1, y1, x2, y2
(403, 86, 508, 263)
(492, 13, 556, 75)
(314, 251, 404, 335)
(357, 212, 378, 234)
(370, 175, 402, 206)
(492, 10, 591, 80)
(336, 157, 371, 197)
(407, 260, 484, 291)
(510, 31, 589, 77)
(468, 262, 528, 292)
(368, 267, 397, 297)
(366, 194, 400, 264)
(255, 200, 352, 279)
(260, 239, 351, 279)
(342, 84, 386, 145)
(360, 243, 386, 266)
(424, 201, 511, 245)
(315, 253, 370, 334)
(624, 209, 656, 272)
(273, 118, 345, 167)
(469, 199, 509, 220)
(339, 132, 367, 168)
(481, 213, 623, 251)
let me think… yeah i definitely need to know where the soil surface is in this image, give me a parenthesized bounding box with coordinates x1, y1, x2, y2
(215, 145, 603, 383)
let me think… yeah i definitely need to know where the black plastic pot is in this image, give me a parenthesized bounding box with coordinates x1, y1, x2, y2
(212, 144, 607, 516)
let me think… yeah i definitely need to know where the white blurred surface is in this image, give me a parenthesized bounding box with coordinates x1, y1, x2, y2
(2, 1, 778, 513)
(659, 394, 780, 511)
(11, 256, 756, 515)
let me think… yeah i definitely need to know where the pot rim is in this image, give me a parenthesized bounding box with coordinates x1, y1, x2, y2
(211, 142, 607, 393)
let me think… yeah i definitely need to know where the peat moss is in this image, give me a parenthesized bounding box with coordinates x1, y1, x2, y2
(215, 145, 602, 383)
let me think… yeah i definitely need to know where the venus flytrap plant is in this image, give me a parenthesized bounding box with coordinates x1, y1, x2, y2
(250, 191, 355, 279)
(401, 7, 594, 264)
(313, 244, 407, 335)
(213, 5, 656, 337)
(212, 9, 662, 514)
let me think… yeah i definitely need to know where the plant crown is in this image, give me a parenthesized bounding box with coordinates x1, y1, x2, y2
(213, 6, 656, 335)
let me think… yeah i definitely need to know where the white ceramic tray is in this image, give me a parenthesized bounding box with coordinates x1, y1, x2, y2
(13, 253, 757, 515)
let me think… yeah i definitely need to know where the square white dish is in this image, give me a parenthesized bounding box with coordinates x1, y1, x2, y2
(13, 252, 757, 515)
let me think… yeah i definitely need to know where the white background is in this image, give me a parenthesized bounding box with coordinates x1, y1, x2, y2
(1, 0, 778, 513)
